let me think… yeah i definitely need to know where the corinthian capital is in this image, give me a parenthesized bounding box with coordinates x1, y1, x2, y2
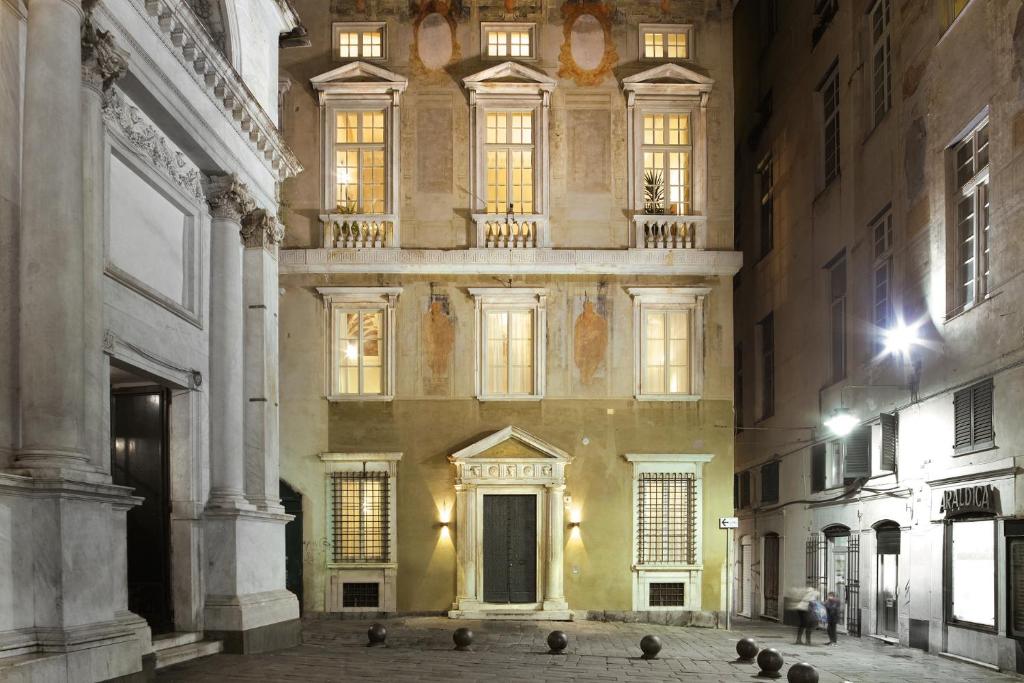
(241, 208, 286, 249)
(81, 11, 128, 92)
(206, 174, 256, 222)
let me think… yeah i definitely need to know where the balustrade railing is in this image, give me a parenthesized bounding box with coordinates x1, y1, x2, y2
(632, 215, 706, 249)
(474, 214, 545, 248)
(320, 213, 398, 249)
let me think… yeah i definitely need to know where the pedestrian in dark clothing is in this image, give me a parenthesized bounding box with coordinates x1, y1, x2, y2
(790, 586, 819, 645)
(824, 591, 841, 645)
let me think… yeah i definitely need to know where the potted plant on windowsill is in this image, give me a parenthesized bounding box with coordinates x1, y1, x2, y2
(643, 170, 666, 215)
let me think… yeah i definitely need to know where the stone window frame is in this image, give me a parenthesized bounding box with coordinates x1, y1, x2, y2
(946, 110, 991, 317)
(628, 287, 709, 402)
(624, 453, 713, 611)
(319, 451, 402, 613)
(317, 287, 402, 402)
(463, 62, 555, 246)
(469, 288, 547, 401)
(332, 22, 388, 62)
(480, 22, 538, 61)
(868, 0, 892, 129)
(638, 23, 694, 62)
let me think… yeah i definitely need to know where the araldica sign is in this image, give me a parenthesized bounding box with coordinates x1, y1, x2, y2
(940, 484, 999, 518)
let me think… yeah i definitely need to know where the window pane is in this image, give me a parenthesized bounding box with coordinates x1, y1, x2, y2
(957, 194, 976, 307)
(338, 32, 359, 58)
(362, 30, 382, 58)
(643, 32, 663, 58)
(486, 312, 509, 394)
(951, 520, 995, 625)
(508, 310, 533, 394)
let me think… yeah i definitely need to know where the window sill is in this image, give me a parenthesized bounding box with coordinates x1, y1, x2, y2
(945, 291, 997, 323)
(862, 109, 891, 146)
(633, 564, 703, 572)
(327, 562, 398, 570)
(812, 174, 840, 205)
(635, 393, 702, 402)
(953, 441, 997, 457)
(326, 395, 394, 402)
(477, 395, 544, 402)
(945, 619, 997, 635)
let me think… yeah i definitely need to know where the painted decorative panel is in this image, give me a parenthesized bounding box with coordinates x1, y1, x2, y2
(558, 2, 617, 86)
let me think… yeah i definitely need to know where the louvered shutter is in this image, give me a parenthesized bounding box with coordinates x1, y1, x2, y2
(879, 412, 897, 472)
(761, 461, 779, 503)
(740, 471, 751, 509)
(844, 425, 871, 478)
(972, 379, 994, 444)
(953, 386, 973, 450)
(811, 444, 826, 493)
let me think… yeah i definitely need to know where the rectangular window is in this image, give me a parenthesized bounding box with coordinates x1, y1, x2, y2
(953, 378, 995, 454)
(482, 23, 536, 59)
(1006, 523, 1024, 638)
(828, 254, 846, 383)
(334, 110, 386, 213)
(642, 113, 692, 215)
(637, 472, 696, 565)
(825, 439, 844, 489)
(331, 471, 390, 563)
(333, 23, 386, 61)
(811, 443, 826, 493)
(734, 344, 744, 432)
(484, 309, 535, 396)
(812, 0, 838, 45)
(738, 471, 751, 509)
(821, 64, 841, 185)
(649, 582, 686, 607)
(758, 313, 775, 419)
(951, 118, 990, 312)
(948, 519, 996, 628)
(758, 154, 773, 258)
(342, 582, 380, 608)
(485, 111, 534, 214)
(332, 309, 384, 395)
(640, 24, 693, 60)
(761, 461, 779, 504)
(870, 0, 892, 127)
(872, 211, 894, 352)
(642, 309, 692, 396)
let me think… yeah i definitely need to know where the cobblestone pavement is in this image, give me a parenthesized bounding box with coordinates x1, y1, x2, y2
(158, 615, 1017, 682)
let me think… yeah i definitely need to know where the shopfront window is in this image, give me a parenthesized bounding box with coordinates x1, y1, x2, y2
(948, 519, 996, 628)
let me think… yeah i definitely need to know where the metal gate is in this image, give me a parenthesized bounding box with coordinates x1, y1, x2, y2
(846, 534, 861, 636)
(806, 533, 827, 599)
(763, 534, 780, 618)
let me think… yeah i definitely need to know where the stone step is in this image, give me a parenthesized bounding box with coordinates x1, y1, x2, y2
(154, 638, 223, 670)
(151, 632, 203, 652)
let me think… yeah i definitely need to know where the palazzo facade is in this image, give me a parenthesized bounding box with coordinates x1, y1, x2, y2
(1, 0, 302, 680)
(277, 0, 740, 621)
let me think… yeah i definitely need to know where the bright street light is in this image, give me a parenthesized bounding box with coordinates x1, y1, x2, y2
(825, 407, 859, 437)
(882, 319, 923, 357)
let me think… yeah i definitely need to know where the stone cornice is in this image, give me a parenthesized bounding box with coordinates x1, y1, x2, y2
(279, 247, 743, 277)
(139, 0, 302, 181)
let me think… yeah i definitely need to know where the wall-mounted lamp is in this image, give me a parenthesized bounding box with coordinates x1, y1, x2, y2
(824, 407, 859, 437)
(568, 521, 580, 529)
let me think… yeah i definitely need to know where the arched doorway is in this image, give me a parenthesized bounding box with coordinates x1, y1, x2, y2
(874, 521, 900, 638)
(280, 480, 303, 613)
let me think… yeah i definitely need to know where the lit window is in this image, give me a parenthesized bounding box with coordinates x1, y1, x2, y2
(639, 24, 692, 60)
(641, 114, 691, 215)
(485, 112, 534, 214)
(333, 23, 386, 60)
(482, 23, 536, 60)
(331, 471, 390, 562)
(470, 288, 546, 400)
(870, 0, 892, 127)
(820, 64, 840, 184)
(638, 473, 695, 564)
(334, 111, 386, 213)
(318, 287, 401, 400)
(951, 117, 990, 312)
(948, 519, 995, 627)
(629, 288, 707, 400)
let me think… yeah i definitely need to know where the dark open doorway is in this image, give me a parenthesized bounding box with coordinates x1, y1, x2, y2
(280, 480, 303, 613)
(111, 381, 173, 634)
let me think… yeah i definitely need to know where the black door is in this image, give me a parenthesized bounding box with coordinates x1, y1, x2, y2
(111, 389, 173, 634)
(280, 480, 303, 613)
(483, 495, 537, 604)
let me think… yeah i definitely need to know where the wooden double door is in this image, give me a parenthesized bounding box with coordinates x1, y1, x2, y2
(483, 495, 537, 604)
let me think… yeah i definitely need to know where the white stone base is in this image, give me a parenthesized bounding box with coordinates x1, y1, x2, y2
(448, 609, 572, 621)
(203, 589, 299, 632)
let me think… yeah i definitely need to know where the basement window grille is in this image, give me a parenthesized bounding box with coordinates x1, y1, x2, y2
(637, 472, 696, 565)
(649, 582, 686, 607)
(331, 471, 390, 563)
(342, 582, 380, 608)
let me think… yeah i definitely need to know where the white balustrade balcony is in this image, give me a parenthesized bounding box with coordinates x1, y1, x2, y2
(632, 215, 707, 249)
(320, 213, 399, 249)
(473, 214, 547, 248)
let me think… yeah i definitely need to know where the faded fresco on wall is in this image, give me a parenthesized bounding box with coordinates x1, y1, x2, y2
(558, 2, 618, 86)
(573, 294, 609, 386)
(409, 1, 464, 76)
(422, 293, 455, 394)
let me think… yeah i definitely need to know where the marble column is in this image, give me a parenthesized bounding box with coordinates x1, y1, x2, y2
(544, 483, 568, 610)
(17, 0, 90, 474)
(206, 174, 255, 510)
(241, 209, 284, 512)
(81, 11, 127, 476)
(453, 483, 477, 609)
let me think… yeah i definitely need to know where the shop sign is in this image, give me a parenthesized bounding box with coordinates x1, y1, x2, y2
(940, 484, 998, 518)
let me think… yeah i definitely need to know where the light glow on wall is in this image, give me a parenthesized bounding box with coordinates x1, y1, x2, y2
(824, 407, 859, 437)
(568, 506, 582, 543)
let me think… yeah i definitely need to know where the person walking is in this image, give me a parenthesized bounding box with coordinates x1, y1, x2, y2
(793, 586, 819, 645)
(824, 591, 841, 646)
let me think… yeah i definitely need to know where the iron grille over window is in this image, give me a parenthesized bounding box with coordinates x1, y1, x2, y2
(342, 582, 380, 608)
(953, 378, 994, 454)
(331, 471, 390, 563)
(649, 582, 686, 607)
(637, 473, 696, 565)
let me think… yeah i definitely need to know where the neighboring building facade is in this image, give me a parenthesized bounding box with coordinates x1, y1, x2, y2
(0, 0, 301, 680)
(278, 1, 740, 621)
(733, 0, 1024, 672)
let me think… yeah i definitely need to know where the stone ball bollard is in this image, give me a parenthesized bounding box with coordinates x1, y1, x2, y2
(736, 637, 759, 662)
(756, 647, 784, 679)
(547, 630, 569, 654)
(366, 623, 387, 647)
(639, 634, 662, 660)
(453, 627, 474, 651)
(787, 662, 819, 683)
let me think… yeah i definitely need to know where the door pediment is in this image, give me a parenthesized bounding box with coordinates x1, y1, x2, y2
(449, 426, 570, 485)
